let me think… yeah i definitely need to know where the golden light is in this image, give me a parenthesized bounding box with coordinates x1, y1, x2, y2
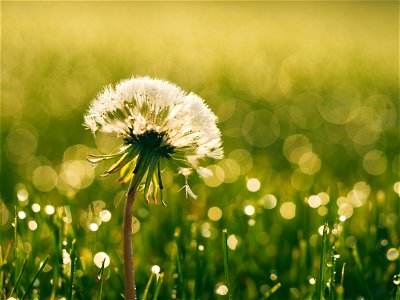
(208, 206, 223, 222)
(280, 202, 296, 220)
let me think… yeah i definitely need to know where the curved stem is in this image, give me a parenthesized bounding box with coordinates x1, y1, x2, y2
(123, 173, 142, 300)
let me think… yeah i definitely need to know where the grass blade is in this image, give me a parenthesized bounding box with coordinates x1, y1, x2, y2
(0, 246, 3, 292)
(262, 282, 282, 299)
(317, 223, 329, 300)
(67, 239, 77, 300)
(337, 262, 346, 300)
(174, 228, 185, 300)
(97, 258, 106, 300)
(10, 256, 27, 297)
(142, 272, 155, 300)
(222, 229, 232, 300)
(22, 256, 49, 299)
(329, 248, 337, 300)
(152, 272, 164, 300)
(14, 206, 17, 286)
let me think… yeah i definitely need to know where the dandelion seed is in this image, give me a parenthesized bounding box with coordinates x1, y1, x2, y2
(84, 76, 223, 204)
(151, 265, 160, 274)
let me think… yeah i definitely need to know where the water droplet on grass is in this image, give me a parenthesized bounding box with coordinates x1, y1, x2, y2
(386, 248, 399, 261)
(393, 274, 399, 285)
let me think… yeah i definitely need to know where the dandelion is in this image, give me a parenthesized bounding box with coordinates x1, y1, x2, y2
(84, 76, 223, 300)
(84, 76, 223, 203)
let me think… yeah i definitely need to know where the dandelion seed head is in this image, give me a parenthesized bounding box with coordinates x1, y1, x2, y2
(151, 265, 161, 274)
(84, 77, 221, 154)
(84, 76, 223, 200)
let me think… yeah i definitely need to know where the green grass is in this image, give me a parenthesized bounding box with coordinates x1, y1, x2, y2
(1, 1, 399, 299)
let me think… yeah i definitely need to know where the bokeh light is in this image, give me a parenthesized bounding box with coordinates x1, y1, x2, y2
(386, 248, 399, 261)
(363, 150, 388, 175)
(216, 284, 229, 296)
(208, 207, 223, 222)
(244, 205, 256, 216)
(258, 194, 277, 209)
(93, 252, 110, 268)
(1, 2, 398, 298)
(280, 202, 296, 220)
(227, 234, 239, 250)
(246, 178, 261, 192)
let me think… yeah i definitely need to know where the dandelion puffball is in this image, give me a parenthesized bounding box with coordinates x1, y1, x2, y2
(84, 76, 223, 203)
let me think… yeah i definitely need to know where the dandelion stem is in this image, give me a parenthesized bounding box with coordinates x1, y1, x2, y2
(123, 165, 146, 300)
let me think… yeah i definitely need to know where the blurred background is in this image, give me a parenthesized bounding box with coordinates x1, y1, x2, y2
(1, 1, 399, 299)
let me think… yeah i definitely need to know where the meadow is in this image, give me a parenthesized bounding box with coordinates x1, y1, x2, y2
(1, 1, 399, 299)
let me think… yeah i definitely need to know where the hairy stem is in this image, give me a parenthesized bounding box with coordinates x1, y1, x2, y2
(123, 172, 143, 300)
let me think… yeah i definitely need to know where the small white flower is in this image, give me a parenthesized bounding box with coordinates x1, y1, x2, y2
(84, 76, 223, 204)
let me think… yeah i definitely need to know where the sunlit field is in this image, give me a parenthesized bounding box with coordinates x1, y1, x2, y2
(1, 2, 399, 299)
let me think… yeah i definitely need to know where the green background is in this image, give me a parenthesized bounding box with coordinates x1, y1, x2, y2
(1, 2, 399, 299)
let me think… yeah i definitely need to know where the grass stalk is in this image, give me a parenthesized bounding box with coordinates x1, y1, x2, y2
(97, 258, 106, 300)
(22, 256, 49, 299)
(337, 262, 346, 300)
(174, 228, 185, 300)
(0, 246, 3, 292)
(222, 229, 232, 300)
(142, 272, 155, 300)
(262, 282, 282, 299)
(329, 249, 336, 300)
(10, 256, 27, 297)
(13, 206, 17, 286)
(317, 223, 329, 300)
(351, 245, 374, 300)
(152, 273, 164, 300)
(67, 239, 77, 300)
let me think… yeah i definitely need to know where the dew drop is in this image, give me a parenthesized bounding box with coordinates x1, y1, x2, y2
(333, 251, 340, 260)
(216, 284, 229, 295)
(393, 274, 400, 285)
(386, 248, 399, 261)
